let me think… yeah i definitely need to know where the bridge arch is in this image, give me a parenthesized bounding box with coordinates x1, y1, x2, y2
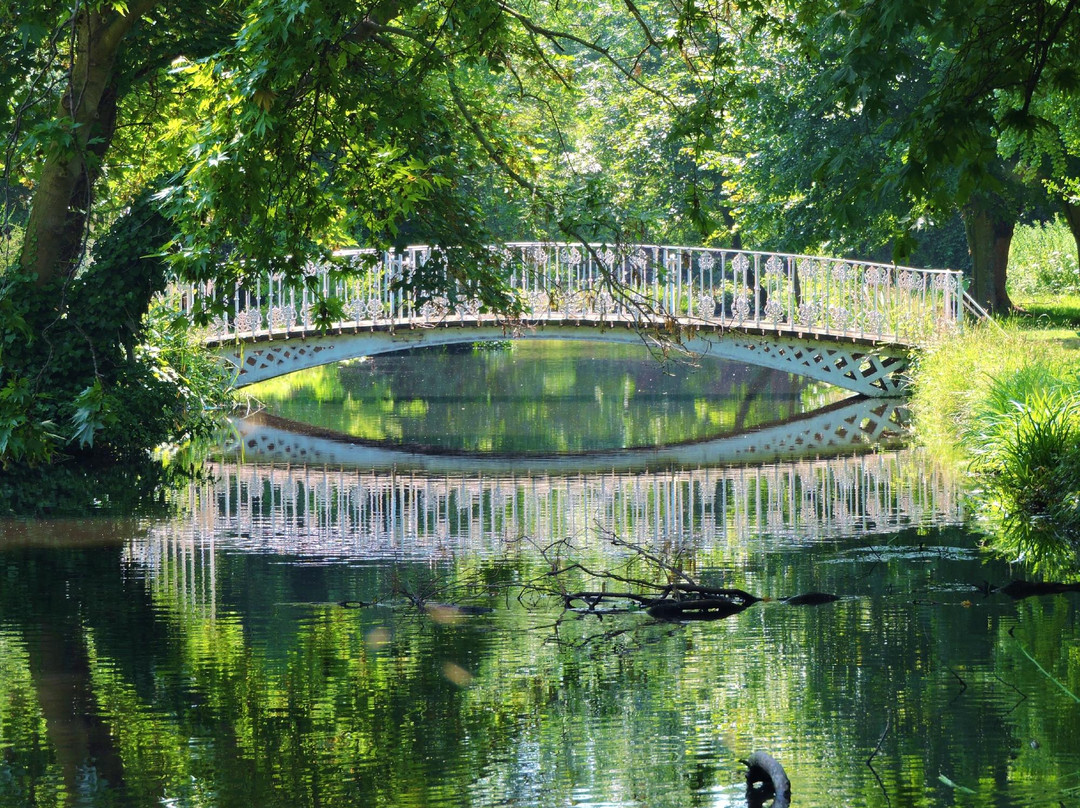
(211, 321, 911, 397)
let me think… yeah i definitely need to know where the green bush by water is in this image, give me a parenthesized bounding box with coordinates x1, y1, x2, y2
(965, 369, 1080, 559)
(1008, 217, 1080, 296)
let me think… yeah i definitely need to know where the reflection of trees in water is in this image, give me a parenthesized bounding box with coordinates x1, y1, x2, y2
(247, 342, 839, 452)
(2, 464, 1078, 807)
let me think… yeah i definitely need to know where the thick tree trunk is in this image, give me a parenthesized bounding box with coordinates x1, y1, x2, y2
(962, 199, 1014, 314)
(1063, 199, 1080, 289)
(19, 5, 154, 288)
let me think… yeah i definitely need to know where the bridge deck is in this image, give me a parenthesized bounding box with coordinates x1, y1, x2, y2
(204, 310, 920, 350)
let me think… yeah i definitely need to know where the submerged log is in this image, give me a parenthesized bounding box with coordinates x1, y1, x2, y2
(744, 751, 791, 808)
(782, 592, 840, 606)
(338, 600, 373, 608)
(647, 597, 753, 621)
(996, 580, 1080, 600)
(672, 584, 761, 605)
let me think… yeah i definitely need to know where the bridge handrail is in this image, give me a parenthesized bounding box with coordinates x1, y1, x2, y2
(169, 243, 965, 347)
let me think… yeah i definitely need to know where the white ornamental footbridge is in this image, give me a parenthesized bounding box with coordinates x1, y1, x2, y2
(175, 244, 968, 397)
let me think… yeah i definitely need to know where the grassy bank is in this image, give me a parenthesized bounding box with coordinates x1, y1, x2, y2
(909, 289, 1080, 567)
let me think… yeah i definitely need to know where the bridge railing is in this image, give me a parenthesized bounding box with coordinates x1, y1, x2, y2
(172, 244, 964, 346)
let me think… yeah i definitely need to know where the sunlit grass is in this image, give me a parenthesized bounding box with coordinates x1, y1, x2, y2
(909, 319, 1080, 565)
(1010, 292, 1080, 342)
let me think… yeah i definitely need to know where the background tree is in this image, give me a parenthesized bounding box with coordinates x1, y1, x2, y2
(768, 0, 1080, 312)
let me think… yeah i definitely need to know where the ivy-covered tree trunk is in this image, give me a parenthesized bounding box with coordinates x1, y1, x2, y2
(18, 3, 155, 288)
(962, 196, 1015, 314)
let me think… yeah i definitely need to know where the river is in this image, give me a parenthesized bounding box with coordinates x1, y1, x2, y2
(1, 341, 1078, 807)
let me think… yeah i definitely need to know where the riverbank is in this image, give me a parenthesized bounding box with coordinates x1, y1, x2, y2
(908, 294, 1080, 567)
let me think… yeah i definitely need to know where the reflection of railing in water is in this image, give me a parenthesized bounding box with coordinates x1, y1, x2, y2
(138, 450, 965, 574)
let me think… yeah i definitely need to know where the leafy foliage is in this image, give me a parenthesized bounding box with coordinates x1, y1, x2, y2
(0, 192, 226, 466)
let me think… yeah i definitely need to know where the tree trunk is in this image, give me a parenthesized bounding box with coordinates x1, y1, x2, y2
(18, 5, 154, 288)
(962, 199, 1014, 314)
(1063, 198, 1080, 289)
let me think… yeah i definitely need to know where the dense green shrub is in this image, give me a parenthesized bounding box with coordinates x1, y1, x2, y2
(965, 368, 1080, 557)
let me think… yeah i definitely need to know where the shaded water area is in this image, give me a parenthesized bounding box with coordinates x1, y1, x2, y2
(2, 342, 1080, 807)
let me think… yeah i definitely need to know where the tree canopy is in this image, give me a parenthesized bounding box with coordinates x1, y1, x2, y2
(3, 0, 1080, 464)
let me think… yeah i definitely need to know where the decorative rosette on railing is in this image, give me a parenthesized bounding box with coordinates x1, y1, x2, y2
(864, 266, 888, 287)
(269, 305, 295, 330)
(797, 258, 819, 280)
(831, 262, 850, 283)
(526, 290, 549, 315)
(764, 255, 785, 280)
(458, 298, 482, 318)
(698, 251, 716, 272)
(237, 308, 263, 333)
(210, 314, 231, 338)
(828, 305, 853, 330)
(565, 290, 591, 317)
(527, 246, 549, 267)
(420, 296, 449, 319)
(865, 309, 888, 333)
(764, 298, 785, 324)
(731, 253, 750, 277)
(732, 294, 752, 320)
(696, 294, 716, 318)
(796, 301, 819, 327)
(931, 273, 958, 292)
(347, 299, 382, 321)
(897, 270, 922, 291)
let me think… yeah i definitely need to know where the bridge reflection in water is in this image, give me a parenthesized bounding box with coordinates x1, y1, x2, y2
(141, 400, 964, 598)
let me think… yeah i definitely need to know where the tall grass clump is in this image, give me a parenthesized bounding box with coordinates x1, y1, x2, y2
(909, 322, 1080, 564)
(1007, 216, 1080, 296)
(965, 369, 1080, 559)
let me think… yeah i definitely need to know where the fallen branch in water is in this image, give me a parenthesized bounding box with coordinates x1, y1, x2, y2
(867, 713, 892, 808)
